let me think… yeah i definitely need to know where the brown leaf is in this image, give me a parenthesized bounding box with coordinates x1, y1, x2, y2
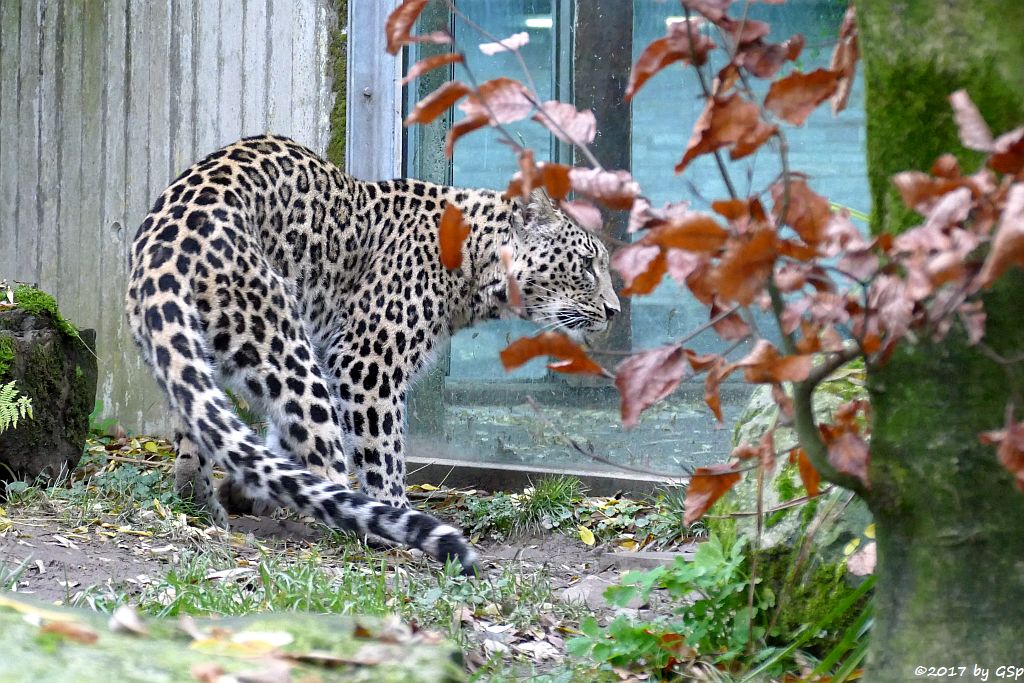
(665, 249, 705, 286)
(385, 0, 430, 55)
(824, 431, 870, 489)
(40, 620, 99, 644)
(191, 663, 226, 683)
(772, 177, 831, 245)
(720, 17, 770, 45)
(931, 153, 961, 179)
(534, 101, 597, 145)
(738, 34, 805, 79)
(444, 113, 488, 157)
(710, 228, 778, 305)
(645, 213, 729, 253)
(542, 164, 573, 200)
(681, 0, 732, 23)
(626, 22, 715, 100)
(560, 199, 604, 232)
(405, 81, 471, 126)
(734, 339, 813, 383)
(709, 300, 751, 340)
(569, 168, 641, 211)
(678, 94, 776, 172)
(460, 77, 534, 125)
(615, 345, 691, 428)
(703, 357, 730, 422)
(980, 406, 1024, 493)
(500, 332, 605, 376)
(479, 31, 529, 55)
(613, 244, 667, 296)
(684, 464, 741, 526)
(949, 89, 993, 152)
(505, 159, 572, 202)
(989, 127, 1024, 175)
(401, 53, 464, 85)
(764, 68, 841, 126)
(789, 448, 820, 497)
(829, 5, 858, 114)
(438, 203, 470, 270)
(977, 183, 1024, 288)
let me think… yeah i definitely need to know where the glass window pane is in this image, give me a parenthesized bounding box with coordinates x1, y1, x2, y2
(401, 2, 867, 478)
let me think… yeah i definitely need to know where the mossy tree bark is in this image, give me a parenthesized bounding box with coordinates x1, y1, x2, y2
(857, 1, 1024, 678)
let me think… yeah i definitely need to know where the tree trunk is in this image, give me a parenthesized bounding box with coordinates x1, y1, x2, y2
(857, 1, 1024, 679)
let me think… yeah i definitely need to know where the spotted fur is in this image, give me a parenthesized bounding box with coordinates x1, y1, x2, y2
(125, 134, 619, 573)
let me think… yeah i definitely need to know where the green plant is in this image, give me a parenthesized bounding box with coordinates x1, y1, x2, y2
(88, 400, 119, 435)
(568, 534, 775, 676)
(0, 381, 32, 433)
(460, 476, 584, 538)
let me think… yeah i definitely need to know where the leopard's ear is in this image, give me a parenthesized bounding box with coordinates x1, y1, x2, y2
(526, 187, 557, 221)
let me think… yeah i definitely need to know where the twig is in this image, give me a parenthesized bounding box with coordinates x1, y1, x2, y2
(682, 6, 738, 200)
(703, 485, 835, 518)
(523, 396, 759, 480)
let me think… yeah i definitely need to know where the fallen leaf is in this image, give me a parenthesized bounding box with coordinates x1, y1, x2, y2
(438, 203, 471, 270)
(40, 620, 99, 644)
(578, 525, 596, 546)
(847, 541, 876, 576)
(685, 464, 741, 525)
(108, 605, 149, 637)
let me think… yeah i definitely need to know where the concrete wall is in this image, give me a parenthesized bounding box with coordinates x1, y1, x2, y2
(0, 0, 338, 433)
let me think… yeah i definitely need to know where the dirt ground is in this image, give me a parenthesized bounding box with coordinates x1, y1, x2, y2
(0, 507, 687, 611)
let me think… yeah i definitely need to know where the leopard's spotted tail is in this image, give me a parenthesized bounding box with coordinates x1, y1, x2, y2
(125, 285, 477, 575)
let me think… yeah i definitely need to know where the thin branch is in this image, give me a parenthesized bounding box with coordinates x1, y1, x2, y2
(704, 484, 836, 518)
(804, 343, 864, 390)
(682, 6, 739, 200)
(523, 396, 760, 480)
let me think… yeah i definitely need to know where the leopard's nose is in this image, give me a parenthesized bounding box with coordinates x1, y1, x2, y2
(604, 303, 618, 319)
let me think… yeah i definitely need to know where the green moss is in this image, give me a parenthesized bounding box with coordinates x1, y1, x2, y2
(325, 0, 348, 168)
(13, 285, 80, 340)
(859, 0, 1024, 237)
(0, 333, 13, 379)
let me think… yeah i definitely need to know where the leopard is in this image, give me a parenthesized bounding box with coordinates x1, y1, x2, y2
(125, 134, 619, 574)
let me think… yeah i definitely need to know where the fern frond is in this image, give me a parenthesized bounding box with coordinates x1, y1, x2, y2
(0, 381, 33, 433)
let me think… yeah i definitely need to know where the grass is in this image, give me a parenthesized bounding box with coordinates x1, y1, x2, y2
(458, 475, 585, 539)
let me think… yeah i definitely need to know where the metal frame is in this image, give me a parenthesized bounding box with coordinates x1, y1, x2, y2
(345, 0, 402, 180)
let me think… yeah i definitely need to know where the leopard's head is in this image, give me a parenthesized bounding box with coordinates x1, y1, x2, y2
(509, 189, 620, 336)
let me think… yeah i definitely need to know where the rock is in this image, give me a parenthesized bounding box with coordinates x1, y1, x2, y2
(0, 593, 464, 682)
(560, 574, 647, 609)
(601, 547, 697, 571)
(0, 287, 97, 489)
(713, 368, 874, 640)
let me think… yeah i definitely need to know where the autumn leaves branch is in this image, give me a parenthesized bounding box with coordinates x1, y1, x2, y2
(388, 0, 1024, 524)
